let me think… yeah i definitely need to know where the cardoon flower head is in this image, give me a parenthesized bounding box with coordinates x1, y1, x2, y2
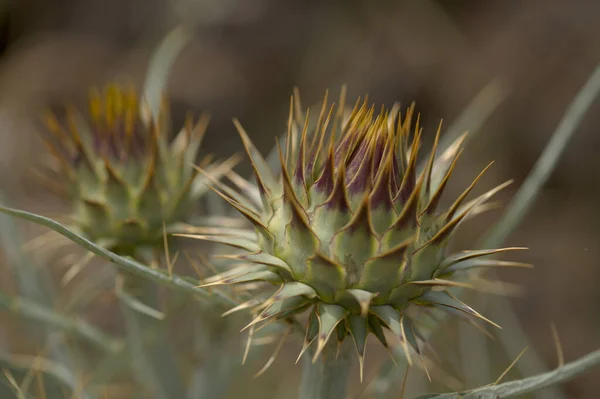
(187, 90, 526, 377)
(41, 83, 220, 253)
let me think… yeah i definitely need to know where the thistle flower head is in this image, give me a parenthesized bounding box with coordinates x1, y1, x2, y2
(195, 90, 526, 377)
(41, 83, 217, 252)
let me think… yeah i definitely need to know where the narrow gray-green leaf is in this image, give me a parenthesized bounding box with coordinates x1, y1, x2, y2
(0, 206, 237, 307)
(417, 348, 600, 398)
(439, 78, 509, 158)
(142, 25, 191, 123)
(0, 291, 121, 353)
(481, 62, 600, 248)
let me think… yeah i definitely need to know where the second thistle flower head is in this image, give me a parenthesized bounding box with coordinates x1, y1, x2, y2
(41, 84, 216, 253)
(195, 90, 526, 376)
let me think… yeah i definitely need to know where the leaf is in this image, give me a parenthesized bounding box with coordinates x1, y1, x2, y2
(347, 314, 368, 381)
(433, 78, 509, 172)
(417, 348, 600, 399)
(267, 282, 317, 304)
(0, 206, 237, 307)
(233, 252, 293, 274)
(0, 193, 96, 399)
(175, 233, 261, 252)
(142, 25, 191, 124)
(445, 259, 533, 273)
(480, 62, 600, 249)
(313, 303, 346, 361)
(344, 289, 375, 316)
(119, 277, 185, 399)
(0, 291, 121, 353)
(371, 305, 413, 364)
(0, 354, 89, 399)
(416, 291, 500, 329)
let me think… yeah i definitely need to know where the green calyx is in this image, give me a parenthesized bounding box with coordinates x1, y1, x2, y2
(193, 90, 529, 378)
(41, 84, 219, 252)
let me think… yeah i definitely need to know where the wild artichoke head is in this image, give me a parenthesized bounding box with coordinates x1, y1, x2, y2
(193, 90, 525, 376)
(41, 84, 216, 253)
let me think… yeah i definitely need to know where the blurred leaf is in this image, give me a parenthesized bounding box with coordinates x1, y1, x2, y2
(120, 290, 184, 399)
(438, 78, 509, 156)
(0, 193, 94, 398)
(142, 25, 191, 123)
(480, 62, 600, 248)
(0, 353, 89, 399)
(0, 291, 121, 353)
(299, 340, 353, 399)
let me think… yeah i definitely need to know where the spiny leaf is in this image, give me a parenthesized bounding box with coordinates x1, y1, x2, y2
(259, 282, 317, 311)
(371, 305, 413, 365)
(297, 309, 320, 363)
(344, 289, 376, 316)
(368, 313, 389, 349)
(200, 269, 280, 288)
(221, 294, 270, 317)
(305, 253, 346, 303)
(234, 119, 278, 194)
(244, 296, 308, 331)
(444, 259, 533, 273)
(313, 303, 346, 362)
(358, 238, 412, 296)
(439, 247, 528, 270)
(347, 314, 368, 381)
(416, 291, 500, 329)
(445, 161, 494, 222)
(222, 252, 293, 274)
(174, 233, 261, 252)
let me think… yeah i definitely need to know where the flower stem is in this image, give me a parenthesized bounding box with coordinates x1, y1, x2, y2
(299, 340, 353, 399)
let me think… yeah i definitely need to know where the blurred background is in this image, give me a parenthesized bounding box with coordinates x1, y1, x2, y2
(1, 0, 600, 398)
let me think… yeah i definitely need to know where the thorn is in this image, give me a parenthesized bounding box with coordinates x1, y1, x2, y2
(358, 354, 365, 383)
(242, 323, 256, 365)
(296, 336, 316, 364)
(163, 221, 174, 278)
(446, 161, 495, 220)
(3, 369, 21, 394)
(61, 251, 95, 286)
(494, 347, 528, 385)
(183, 251, 205, 281)
(550, 323, 564, 368)
(222, 297, 263, 317)
(253, 326, 291, 377)
(35, 371, 47, 399)
(419, 356, 432, 382)
(399, 366, 410, 399)
(286, 95, 294, 165)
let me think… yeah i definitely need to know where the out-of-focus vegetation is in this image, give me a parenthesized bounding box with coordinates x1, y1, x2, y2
(1, 1, 600, 398)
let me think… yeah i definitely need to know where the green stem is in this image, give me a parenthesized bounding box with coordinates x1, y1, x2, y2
(299, 340, 353, 399)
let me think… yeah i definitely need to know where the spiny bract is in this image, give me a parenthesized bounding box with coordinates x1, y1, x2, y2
(41, 83, 224, 253)
(193, 90, 526, 377)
